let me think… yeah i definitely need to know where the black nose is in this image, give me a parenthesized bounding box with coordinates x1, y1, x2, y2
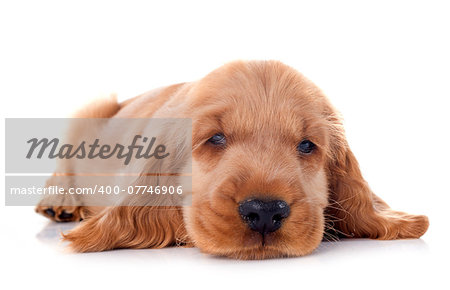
(238, 199, 290, 235)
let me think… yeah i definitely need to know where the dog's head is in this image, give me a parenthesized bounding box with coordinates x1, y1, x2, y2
(180, 60, 428, 259)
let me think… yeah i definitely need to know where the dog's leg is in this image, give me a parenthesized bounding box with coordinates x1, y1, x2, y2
(34, 174, 90, 222)
(35, 95, 121, 222)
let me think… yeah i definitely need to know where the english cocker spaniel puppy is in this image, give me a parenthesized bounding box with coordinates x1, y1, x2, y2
(36, 60, 429, 259)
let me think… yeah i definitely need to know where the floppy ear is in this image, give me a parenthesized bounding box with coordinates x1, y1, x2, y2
(325, 123, 429, 240)
(63, 206, 190, 252)
(62, 109, 193, 252)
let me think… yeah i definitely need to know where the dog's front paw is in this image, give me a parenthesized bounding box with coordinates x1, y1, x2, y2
(35, 204, 84, 222)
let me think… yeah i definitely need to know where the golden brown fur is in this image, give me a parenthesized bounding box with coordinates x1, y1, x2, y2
(36, 60, 429, 259)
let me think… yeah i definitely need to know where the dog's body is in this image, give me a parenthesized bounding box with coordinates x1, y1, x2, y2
(36, 60, 429, 259)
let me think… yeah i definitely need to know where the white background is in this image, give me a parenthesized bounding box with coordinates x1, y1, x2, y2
(1, 1, 449, 289)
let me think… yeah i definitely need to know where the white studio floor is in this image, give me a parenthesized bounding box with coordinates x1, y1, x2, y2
(1, 206, 447, 290)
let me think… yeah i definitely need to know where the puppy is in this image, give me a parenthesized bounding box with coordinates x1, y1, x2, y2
(36, 60, 429, 259)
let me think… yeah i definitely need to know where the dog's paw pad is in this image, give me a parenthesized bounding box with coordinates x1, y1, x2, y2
(44, 208, 56, 217)
(36, 205, 82, 222)
(58, 211, 74, 220)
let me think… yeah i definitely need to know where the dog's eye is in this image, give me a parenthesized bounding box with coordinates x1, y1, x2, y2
(207, 133, 226, 146)
(297, 139, 316, 154)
